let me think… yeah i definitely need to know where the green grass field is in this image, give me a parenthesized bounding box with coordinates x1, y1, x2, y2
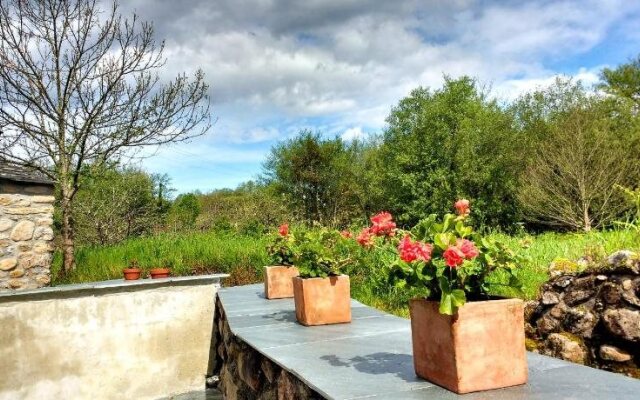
(52, 228, 639, 317)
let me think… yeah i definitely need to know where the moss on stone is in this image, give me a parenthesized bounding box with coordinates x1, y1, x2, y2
(525, 338, 540, 351)
(549, 258, 581, 277)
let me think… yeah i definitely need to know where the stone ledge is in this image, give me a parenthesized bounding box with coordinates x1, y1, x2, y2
(216, 284, 640, 400)
(0, 274, 229, 303)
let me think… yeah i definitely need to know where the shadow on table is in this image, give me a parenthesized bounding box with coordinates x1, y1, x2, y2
(320, 352, 418, 383)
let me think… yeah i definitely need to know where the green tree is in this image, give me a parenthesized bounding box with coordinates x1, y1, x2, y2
(599, 55, 640, 106)
(74, 166, 163, 245)
(379, 76, 522, 229)
(513, 79, 640, 231)
(262, 130, 366, 226)
(168, 193, 201, 231)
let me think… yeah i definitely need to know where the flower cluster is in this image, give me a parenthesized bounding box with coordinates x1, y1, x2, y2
(387, 199, 522, 315)
(278, 223, 289, 237)
(370, 212, 396, 236)
(354, 211, 397, 248)
(398, 235, 433, 263)
(443, 239, 479, 267)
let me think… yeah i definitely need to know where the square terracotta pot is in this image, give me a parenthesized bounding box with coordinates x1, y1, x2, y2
(264, 266, 300, 299)
(409, 298, 527, 394)
(292, 275, 351, 326)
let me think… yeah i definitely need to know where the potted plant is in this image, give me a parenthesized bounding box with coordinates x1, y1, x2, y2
(150, 264, 171, 279)
(264, 223, 300, 299)
(292, 228, 352, 326)
(123, 259, 142, 280)
(388, 200, 527, 394)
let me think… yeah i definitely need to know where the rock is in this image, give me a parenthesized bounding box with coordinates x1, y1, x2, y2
(33, 227, 54, 241)
(8, 279, 24, 288)
(0, 258, 17, 271)
(9, 269, 24, 278)
(601, 282, 622, 305)
(603, 309, 640, 342)
(261, 357, 279, 384)
(603, 250, 639, 274)
(563, 276, 596, 306)
(599, 345, 632, 362)
(541, 291, 560, 305)
(565, 307, 597, 338)
(552, 276, 574, 288)
(0, 218, 13, 232)
(35, 275, 50, 286)
(622, 282, 640, 308)
(546, 333, 587, 364)
(524, 300, 540, 321)
(10, 220, 35, 241)
(277, 370, 297, 400)
(33, 241, 53, 253)
(536, 312, 560, 334)
(549, 303, 568, 319)
(4, 205, 53, 215)
(31, 195, 55, 204)
(238, 350, 262, 391)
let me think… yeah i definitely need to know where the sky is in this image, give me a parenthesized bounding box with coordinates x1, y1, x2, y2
(118, 0, 640, 194)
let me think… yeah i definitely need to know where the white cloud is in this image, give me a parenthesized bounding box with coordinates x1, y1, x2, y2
(341, 126, 366, 141)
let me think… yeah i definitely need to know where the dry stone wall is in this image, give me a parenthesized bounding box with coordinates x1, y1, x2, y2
(0, 182, 54, 290)
(525, 250, 640, 378)
(211, 296, 324, 400)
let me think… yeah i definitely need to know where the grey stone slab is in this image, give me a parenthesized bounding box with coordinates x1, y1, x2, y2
(235, 314, 409, 350)
(218, 284, 640, 400)
(263, 330, 434, 399)
(227, 305, 387, 329)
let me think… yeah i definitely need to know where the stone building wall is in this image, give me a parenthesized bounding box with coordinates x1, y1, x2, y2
(0, 180, 55, 290)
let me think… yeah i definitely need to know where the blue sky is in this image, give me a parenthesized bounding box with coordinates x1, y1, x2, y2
(120, 0, 640, 194)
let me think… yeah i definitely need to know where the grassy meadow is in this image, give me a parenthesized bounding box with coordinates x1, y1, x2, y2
(51, 228, 639, 317)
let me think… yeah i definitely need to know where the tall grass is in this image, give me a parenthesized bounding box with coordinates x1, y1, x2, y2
(51, 231, 269, 286)
(52, 228, 639, 316)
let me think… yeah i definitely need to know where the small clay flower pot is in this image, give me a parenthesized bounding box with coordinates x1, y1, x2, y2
(292, 275, 351, 326)
(264, 265, 300, 299)
(149, 268, 171, 279)
(122, 268, 142, 280)
(409, 298, 527, 394)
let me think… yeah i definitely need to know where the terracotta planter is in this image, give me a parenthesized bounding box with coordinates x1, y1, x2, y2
(122, 268, 142, 280)
(264, 265, 300, 299)
(292, 275, 351, 326)
(149, 268, 170, 279)
(409, 298, 527, 394)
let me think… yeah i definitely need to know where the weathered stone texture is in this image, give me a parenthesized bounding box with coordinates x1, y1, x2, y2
(526, 250, 640, 378)
(211, 297, 324, 400)
(0, 184, 54, 291)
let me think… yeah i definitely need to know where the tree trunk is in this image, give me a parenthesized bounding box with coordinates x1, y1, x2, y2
(583, 206, 592, 232)
(61, 188, 76, 273)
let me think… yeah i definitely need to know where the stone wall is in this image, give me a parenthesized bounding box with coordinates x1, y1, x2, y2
(211, 296, 324, 400)
(0, 180, 55, 290)
(525, 250, 640, 378)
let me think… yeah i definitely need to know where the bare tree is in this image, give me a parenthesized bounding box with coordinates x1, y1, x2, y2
(0, 0, 210, 273)
(518, 99, 637, 232)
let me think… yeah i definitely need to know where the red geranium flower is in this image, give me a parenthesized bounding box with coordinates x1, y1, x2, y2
(456, 238, 479, 259)
(443, 245, 465, 268)
(370, 211, 396, 236)
(356, 227, 374, 248)
(454, 199, 470, 216)
(398, 235, 432, 263)
(340, 230, 353, 239)
(278, 223, 289, 237)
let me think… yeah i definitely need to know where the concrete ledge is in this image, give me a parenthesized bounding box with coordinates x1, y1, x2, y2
(216, 284, 640, 399)
(0, 274, 229, 303)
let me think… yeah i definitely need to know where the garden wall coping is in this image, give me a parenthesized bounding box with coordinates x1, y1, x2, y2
(217, 283, 640, 399)
(0, 274, 229, 303)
